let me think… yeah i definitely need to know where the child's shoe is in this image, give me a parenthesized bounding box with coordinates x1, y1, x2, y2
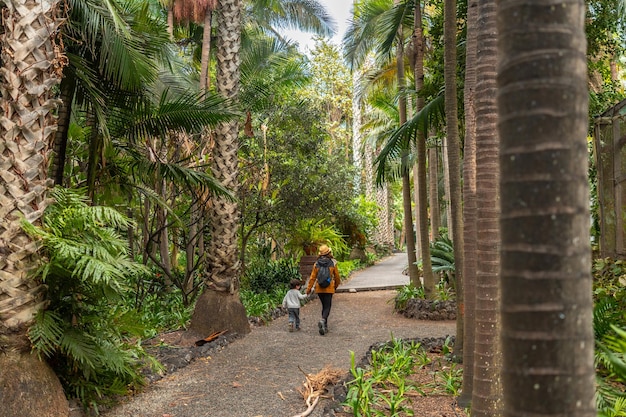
(289, 322, 294, 332)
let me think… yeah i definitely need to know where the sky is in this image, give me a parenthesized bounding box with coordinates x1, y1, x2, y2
(282, 0, 354, 53)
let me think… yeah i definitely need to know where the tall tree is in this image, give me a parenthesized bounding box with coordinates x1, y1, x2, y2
(188, 0, 251, 338)
(458, 0, 478, 407)
(344, 0, 423, 288)
(171, 0, 219, 89)
(395, 2, 421, 290)
(0, 1, 69, 416)
(51, 0, 170, 187)
(443, 0, 465, 359)
(471, 0, 502, 414)
(411, 0, 436, 298)
(498, 0, 596, 415)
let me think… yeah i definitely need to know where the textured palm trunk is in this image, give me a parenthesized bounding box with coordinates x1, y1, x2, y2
(412, 0, 435, 298)
(187, 0, 250, 339)
(0, 0, 62, 347)
(208, 0, 241, 293)
(428, 144, 440, 239)
(352, 71, 363, 194)
(0, 1, 68, 415)
(443, 0, 464, 360)
(396, 24, 420, 289)
(376, 184, 394, 247)
(498, 0, 596, 415)
(412, 164, 421, 254)
(457, 0, 478, 407)
(471, 0, 502, 414)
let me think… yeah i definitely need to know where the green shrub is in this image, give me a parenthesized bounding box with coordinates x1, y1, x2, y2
(240, 287, 286, 320)
(395, 284, 424, 310)
(24, 188, 157, 412)
(242, 257, 301, 293)
(430, 235, 455, 286)
(336, 259, 361, 279)
(592, 258, 626, 415)
(131, 288, 193, 337)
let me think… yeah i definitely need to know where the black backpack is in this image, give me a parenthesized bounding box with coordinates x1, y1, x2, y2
(316, 257, 333, 288)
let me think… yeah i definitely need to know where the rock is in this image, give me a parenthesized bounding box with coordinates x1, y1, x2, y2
(397, 299, 457, 320)
(0, 351, 69, 417)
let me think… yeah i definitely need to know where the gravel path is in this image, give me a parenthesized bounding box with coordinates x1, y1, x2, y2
(100, 256, 456, 417)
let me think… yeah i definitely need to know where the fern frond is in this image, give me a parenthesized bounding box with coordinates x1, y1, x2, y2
(595, 298, 620, 339)
(29, 311, 64, 358)
(60, 328, 99, 378)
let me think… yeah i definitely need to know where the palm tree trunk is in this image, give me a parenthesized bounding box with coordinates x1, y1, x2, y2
(412, 0, 435, 298)
(413, 164, 421, 255)
(457, 0, 478, 407)
(428, 143, 441, 239)
(200, 9, 213, 91)
(85, 109, 100, 201)
(0, 0, 68, 415)
(396, 22, 420, 288)
(188, 0, 250, 339)
(443, 0, 465, 360)
(498, 0, 596, 415)
(52, 75, 76, 186)
(471, 0, 502, 414)
(352, 70, 363, 193)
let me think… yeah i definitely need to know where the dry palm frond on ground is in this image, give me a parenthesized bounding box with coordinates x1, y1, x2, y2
(292, 366, 345, 417)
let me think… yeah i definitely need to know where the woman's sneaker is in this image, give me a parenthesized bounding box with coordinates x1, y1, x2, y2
(318, 320, 326, 335)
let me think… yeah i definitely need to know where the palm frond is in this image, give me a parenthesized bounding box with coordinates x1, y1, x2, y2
(240, 32, 310, 110)
(66, 0, 168, 90)
(118, 143, 234, 200)
(343, 0, 394, 70)
(110, 89, 238, 141)
(379, 0, 414, 56)
(248, 0, 336, 36)
(595, 297, 621, 339)
(374, 92, 444, 184)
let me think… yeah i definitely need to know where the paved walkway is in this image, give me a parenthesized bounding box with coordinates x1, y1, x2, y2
(338, 252, 410, 292)
(101, 252, 453, 417)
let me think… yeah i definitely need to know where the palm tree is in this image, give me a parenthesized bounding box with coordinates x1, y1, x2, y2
(471, 0, 502, 414)
(443, 0, 465, 359)
(498, 0, 596, 414)
(187, 0, 251, 337)
(344, 0, 424, 289)
(457, 0, 478, 407)
(0, 0, 69, 415)
(169, 0, 219, 90)
(407, 0, 436, 298)
(362, 84, 404, 249)
(51, 0, 171, 187)
(394, 1, 421, 291)
(185, 0, 335, 337)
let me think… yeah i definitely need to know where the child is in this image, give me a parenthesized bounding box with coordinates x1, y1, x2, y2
(282, 279, 308, 332)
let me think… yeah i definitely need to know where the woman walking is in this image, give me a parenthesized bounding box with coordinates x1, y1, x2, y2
(305, 244, 341, 335)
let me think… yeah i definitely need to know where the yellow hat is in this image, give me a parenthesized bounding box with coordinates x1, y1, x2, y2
(318, 244, 331, 256)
